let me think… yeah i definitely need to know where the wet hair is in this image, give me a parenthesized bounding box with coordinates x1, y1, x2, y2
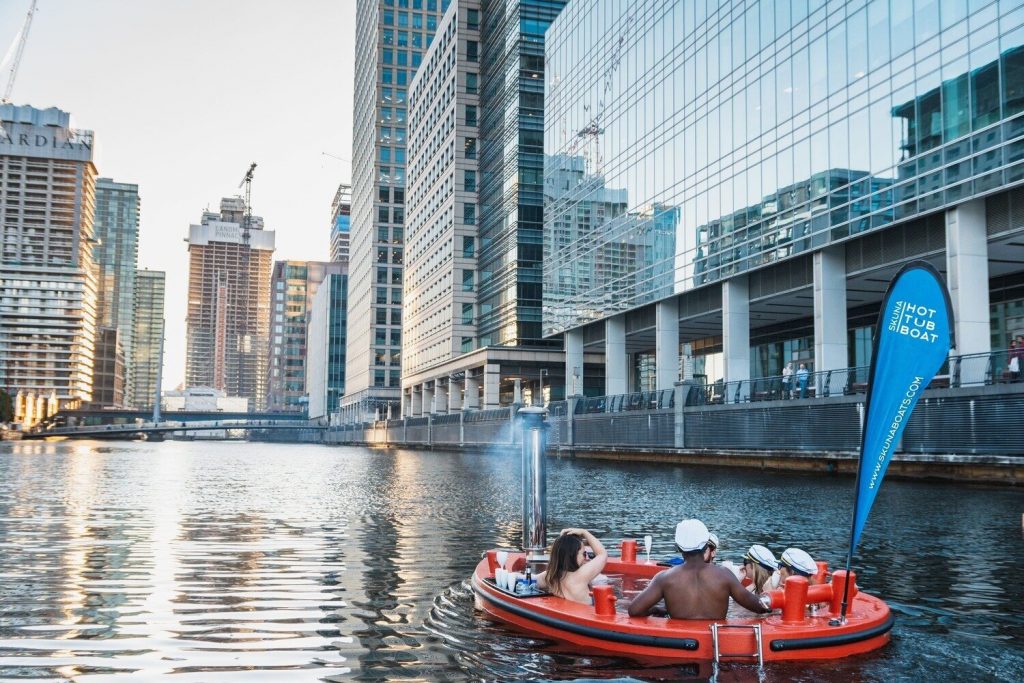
(546, 533, 584, 597)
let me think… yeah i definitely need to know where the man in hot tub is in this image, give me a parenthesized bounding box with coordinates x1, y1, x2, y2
(627, 519, 770, 620)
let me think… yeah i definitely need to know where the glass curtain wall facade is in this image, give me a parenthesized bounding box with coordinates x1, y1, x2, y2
(132, 269, 165, 410)
(545, 0, 1024, 337)
(346, 0, 448, 421)
(476, 0, 566, 348)
(306, 272, 349, 420)
(93, 178, 140, 406)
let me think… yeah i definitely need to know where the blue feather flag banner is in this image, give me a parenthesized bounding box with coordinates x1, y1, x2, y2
(850, 262, 954, 553)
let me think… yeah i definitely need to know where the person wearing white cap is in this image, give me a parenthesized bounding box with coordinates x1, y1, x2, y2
(626, 519, 770, 619)
(741, 544, 780, 594)
(778, 547, 818, 585)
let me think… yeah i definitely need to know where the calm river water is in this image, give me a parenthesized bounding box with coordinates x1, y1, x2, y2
(0, 440, 1021, 681)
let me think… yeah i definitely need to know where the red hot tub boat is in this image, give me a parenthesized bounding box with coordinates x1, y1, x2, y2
(472, 547, 893, 664)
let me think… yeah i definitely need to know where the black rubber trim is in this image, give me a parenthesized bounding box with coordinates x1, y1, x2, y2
(769, 613, 895, 651)
(473, 575, 699, 651)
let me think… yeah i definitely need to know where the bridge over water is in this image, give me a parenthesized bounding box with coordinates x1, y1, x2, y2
(24, 410, 320, 440)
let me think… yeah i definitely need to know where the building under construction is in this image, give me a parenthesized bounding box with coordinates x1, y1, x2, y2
(185, 197, 274, 411)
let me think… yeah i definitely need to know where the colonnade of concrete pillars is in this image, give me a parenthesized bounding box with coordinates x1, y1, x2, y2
(565, 200, 992, 399)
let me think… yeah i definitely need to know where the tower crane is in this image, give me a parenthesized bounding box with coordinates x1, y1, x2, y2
(1, 0, 39, 104)
(238, 162, 257, 243)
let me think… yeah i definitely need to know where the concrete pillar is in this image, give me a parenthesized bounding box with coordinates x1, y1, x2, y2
(722, 276, 750, 391)
(448, 378, 463, 412)
(565, 328, 584, 396)
(673, 382, 686, 448)
(483, 363, 500, 408)
(434, 380, 448, 414)
(606, 314, 627, 396)
(422, 385, 434, 415)
(465, 375, 480, 410)
(656, 298, 680, 390)
(946, 200, 990, 358)
(411, 387, 423, 416)
(814, 245, 848, 389)
(513, 378, 522, 405)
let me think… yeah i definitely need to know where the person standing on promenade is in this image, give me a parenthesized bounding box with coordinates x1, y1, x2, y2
(781, 363, 793, 399)
(796, 363, 809, 398)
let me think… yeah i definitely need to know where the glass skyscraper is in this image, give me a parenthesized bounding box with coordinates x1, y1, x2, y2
(545, 0, 1024, 395)
(93, 178, 140, 406)
(132, 269, 165, 410)
(345, 0, 449, 422)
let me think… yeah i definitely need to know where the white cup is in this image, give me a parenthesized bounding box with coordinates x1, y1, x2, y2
(496, 550, 508, 568)
(496, 568, 507, 589)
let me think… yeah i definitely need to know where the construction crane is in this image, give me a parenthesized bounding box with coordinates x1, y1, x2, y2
(1, 0, 38, 104)
(238, 162, 257, 243)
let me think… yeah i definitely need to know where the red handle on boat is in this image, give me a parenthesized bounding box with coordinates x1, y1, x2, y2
(767, 582, 835, 613)
(829, 570, 857, 616)
(620, 539, 637, 563)
(486, 550, 498, 576)
(815, 560, 829, 584)
(782, 576, 809, 623)
(592, 584, 617, 616)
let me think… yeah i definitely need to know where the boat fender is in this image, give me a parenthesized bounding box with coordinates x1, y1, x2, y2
(620, 539, 637, 563)
(593, 584, 617, 616)
(782, 575, 809, 623)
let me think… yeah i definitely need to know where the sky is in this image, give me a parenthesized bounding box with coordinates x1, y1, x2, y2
(0, 0, 357, 388)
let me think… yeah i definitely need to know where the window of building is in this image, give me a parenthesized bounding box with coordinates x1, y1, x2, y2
(392, 288, 402, 304)
(464, 169, 476, 191)
(376, 309, 387, 324)
(466, 8, 480, 29)
(462, 269, 474, 291)
(377, 287, 388, 304)
(461, 303, 473, 324)
(398, 11, 408, 27)
(462, 235, 475, 258)
(393, 207, 405, 223)
(391, 248, 403, 264)
(380, 147, 391, 162)
(412, 13, 422, 29)
(464, 137, 477, 158)
(377, 248, 388, 263)
(391, 330, 401, 346)
(391, 308, 402, 325)
(383, 29, 394, 45)
(378, 186, 390, 202)
(466, 40, 479, 62)
(412, 52, 422, 68)
(397, 50, 408, 67)
(397, 30, 408, 47)
(378, 206, 389, 223)
(465, 72, 478, 95)
(375, 370, 386, 387)
(394, 188, 405, 204)
(461, 336, 473, 353)
(412, 32, 423, 48)
(380, 126, 392, 143)
(463, 202, 476, 224)
(395, 148, 406, 163)
(382, 49, 394, 64)
(377, 267, 388, 283)
(383, 10, 394, 25)
(395, 127, 406, 143)
(465, 105, 477, 126)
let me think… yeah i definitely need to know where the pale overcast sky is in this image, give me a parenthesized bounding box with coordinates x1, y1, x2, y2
(0, 0, 356, 389)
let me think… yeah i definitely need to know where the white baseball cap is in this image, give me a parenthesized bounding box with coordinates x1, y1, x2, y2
(744, 544, 779, 571)
(674, 519, 711, 552)
(708, 533, 720, 550)
(780, 547, 816, 576)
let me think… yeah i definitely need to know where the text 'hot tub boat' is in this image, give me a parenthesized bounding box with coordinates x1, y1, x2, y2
(472, 548, 893, 664)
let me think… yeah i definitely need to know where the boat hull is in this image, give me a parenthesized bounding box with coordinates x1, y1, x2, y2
(472, 553, 892, 662)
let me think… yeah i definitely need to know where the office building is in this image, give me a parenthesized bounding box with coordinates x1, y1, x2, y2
(185, 197, 274, 410)
(266, 260, 344, 412)
(0, 104, 99, 413)
(91, 328, 125, 406)
(545, 0, 1024, 397)
(344, 0, 449, 422)
(306, 270, 348, 420)
(132, 269, 165, 410)
(400, 0, 572, 415)
(92, 177, 140, 406)
(331, 183, 352, 263)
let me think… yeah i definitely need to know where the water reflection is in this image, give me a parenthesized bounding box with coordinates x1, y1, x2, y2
(0, 440, 1022, 681)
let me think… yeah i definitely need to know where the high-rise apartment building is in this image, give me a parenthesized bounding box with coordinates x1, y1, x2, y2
(0, 104, 99, 414)
(132, 269, 165, 410)
(92, 178, 140, 407)
(401, 0, 570, 415)
(266, 260, 344, 412)
(306, 270, 348, 420)
(185, 197, 274, 410)
(91, 328, 125, 407)
(545, 0, 1024, 398)
(330, 183, 352, 263)
(344, 0, 449, 422)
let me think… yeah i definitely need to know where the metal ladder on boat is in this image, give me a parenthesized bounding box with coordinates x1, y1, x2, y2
(710, 622, 763, 667)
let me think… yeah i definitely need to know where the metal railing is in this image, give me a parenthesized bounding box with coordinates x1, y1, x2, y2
(574, 389, 675, 414)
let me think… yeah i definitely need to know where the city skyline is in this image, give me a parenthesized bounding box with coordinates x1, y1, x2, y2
(0, 0, 357, 388)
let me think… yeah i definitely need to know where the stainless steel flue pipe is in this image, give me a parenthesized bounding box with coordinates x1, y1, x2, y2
(519, 406, 547, 557)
